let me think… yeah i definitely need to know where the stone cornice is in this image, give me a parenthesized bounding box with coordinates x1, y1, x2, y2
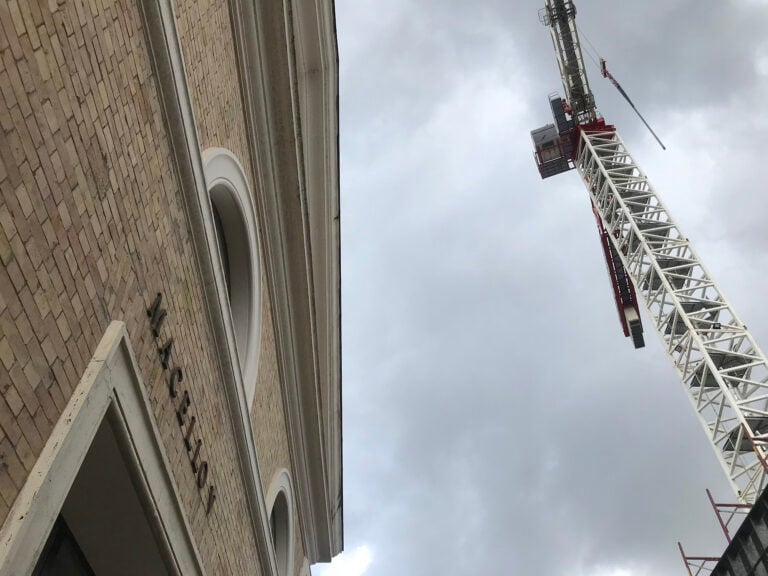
(228, 0, 342, 562)
(292, 0, 343, 556)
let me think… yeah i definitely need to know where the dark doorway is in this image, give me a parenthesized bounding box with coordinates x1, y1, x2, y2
(33, 515, 95, 576)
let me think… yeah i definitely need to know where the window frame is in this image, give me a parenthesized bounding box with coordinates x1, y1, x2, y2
(202, 148, 263, 407)
(266, 469, 295, 576)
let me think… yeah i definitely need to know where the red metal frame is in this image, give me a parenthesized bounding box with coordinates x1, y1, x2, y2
(567, 119, 616, 168)
(578, 199, 641, 343)
(707, 488, 750, 543)
(590, 203, 642, 338)
(678, 542, 720, 576)
(677, 489, 752, 575)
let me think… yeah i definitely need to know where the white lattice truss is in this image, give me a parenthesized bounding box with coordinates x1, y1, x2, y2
(578, 129, 768, 504)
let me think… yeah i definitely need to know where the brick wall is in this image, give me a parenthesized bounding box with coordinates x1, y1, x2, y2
(0, 0, 280, 573)
(171, 0, 310, 569)
(251, 268, 308, 570)
(172, 0, 254, 188)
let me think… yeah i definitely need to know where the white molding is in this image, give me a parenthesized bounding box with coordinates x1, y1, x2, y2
(0, 322, 205, 576)
(203, 147, 263, 407)
(292, 0, 343, 555)
(138, 1, 279, 574)
(225, 0, 342, 561)
(225, 0, 320, 562)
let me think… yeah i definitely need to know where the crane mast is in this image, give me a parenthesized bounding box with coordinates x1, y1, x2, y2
(540, 0, 596, 125)
(531, 0, 768, 504)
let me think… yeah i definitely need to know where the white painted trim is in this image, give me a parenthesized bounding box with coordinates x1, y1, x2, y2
(225, 0, 342, 561)
(291, 0, 343, 556)
(203, 148, 263, 407)
(266, 469, 295, 576)
(224, 0, 324, 561)
(0, 322, 205, 576)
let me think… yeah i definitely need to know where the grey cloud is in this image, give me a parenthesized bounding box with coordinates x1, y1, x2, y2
(331, 1, 768, 575)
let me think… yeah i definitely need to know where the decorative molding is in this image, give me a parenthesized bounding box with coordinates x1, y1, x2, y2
(0, 322, 205, 576)
(225, 1, 322, 559)
(226, 0, 343, 562)
(137, 1, 279, 574)
(292, 0, 343, 554)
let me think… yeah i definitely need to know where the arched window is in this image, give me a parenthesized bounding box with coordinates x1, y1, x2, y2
(270, 491, 290, 575)
(202, 148, 262, 406)
(211, 203, 232, 298)
(267, 470, 295, 576)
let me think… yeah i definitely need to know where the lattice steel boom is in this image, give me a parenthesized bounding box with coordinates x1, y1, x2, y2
(530, 0, 768, 504)
(579, 128, 768, 504)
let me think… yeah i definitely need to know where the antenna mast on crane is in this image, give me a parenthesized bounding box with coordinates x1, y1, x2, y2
(531, 0, 768, 505)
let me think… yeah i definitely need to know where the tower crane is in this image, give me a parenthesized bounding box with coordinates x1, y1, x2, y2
(531, 0, 768, 505)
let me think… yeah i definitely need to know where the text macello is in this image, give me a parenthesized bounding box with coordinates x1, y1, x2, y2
(147, 293, 216, 515)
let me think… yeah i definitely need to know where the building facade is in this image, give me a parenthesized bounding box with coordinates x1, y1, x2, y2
(0, 0, 341, 574)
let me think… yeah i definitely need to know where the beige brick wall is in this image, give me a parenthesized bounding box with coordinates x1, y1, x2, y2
(0, 0, 286, 573)
(171, 0, 309, 569)
(251, 269, 308, 571)
(173, 0, 254, 191)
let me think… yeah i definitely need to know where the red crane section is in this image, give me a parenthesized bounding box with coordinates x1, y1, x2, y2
(591, 202, 645, 348)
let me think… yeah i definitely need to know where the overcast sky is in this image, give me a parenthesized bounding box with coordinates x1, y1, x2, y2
(317, 1, 768, 575)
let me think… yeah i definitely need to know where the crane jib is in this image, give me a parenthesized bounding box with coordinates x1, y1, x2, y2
(529, 0, 768, 506)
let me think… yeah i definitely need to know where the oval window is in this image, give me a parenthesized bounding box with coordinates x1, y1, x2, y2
(203, 149, 262, 405)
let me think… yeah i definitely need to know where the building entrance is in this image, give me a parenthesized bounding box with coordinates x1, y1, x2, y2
(32, 416, 169, 576)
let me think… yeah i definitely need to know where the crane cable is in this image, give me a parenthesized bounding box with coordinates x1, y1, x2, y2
(576, 25, 667, 151)
(577, 24, 602, 70)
